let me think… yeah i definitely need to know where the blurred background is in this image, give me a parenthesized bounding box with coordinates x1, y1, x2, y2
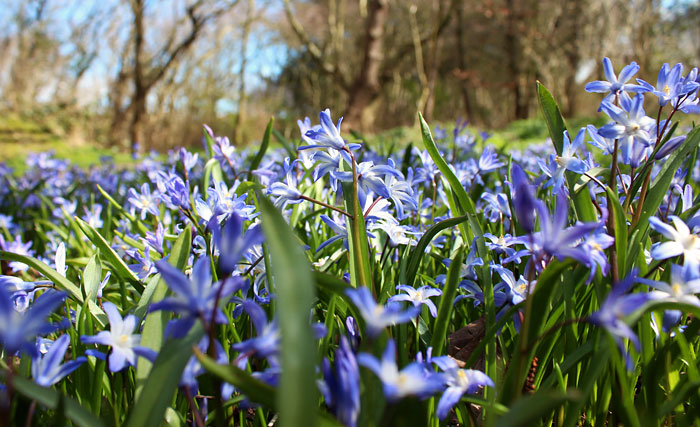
(0, 0, 698, 158)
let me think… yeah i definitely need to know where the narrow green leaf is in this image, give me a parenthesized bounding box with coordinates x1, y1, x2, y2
(604, 186, 628, 275)
(404, 215, 468, 287)
(135, 226, 191, 397)
(272, 128, 297, 158)
(0, 251, 106, 327)
(203, 158, 225, 200)
(536, 82, 597, 222)
(82, 252, 102, 302)
(430, 247, 465, 357)
(260, 197, 318, 427)
(498, 389, 579, 427)
(74, 217, 142, 292)
(8, 373, 105, 427)
(126, 322, 204, 427)
(419, 113, 475, 217)
(96, 184, 135, 222)
(340, 179, 373, 289)
(194, 348, 277, 408)
(248, 117, 273, 180)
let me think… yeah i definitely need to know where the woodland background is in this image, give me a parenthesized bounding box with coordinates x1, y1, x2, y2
(1, 0, 698, 154)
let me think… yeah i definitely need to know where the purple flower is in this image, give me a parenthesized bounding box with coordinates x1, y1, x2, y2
(510, 163, 537, 233)
(357, 340, 445, 401)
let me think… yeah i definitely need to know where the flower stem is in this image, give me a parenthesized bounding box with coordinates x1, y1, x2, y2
(300, 195, 353, 218)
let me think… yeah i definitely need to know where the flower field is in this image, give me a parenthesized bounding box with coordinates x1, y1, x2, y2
(2, 58, 700, 426)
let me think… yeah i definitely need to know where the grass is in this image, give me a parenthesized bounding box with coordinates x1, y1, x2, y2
(0, 114, 135, 174)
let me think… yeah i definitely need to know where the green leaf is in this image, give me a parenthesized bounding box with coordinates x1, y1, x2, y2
(500, 260, 574, 403)
(203, 158, 225, 200)
(404, 215, 468, 287)
(537, 81, 567, 156)
(0, 251, 106, 327)
(604, 185, 628, 275)
(536, 82, 597, 222)
(96, 184, 135, 222)
(8, 373, 105, 427)
(272, 128, 297, 158)
(260, 197, 318, 427)
(135, 226, 191, 398)
(82, 252, 102, 302)
(74, 217, 143, 292)
(419, 113, 476, 218)
(248, 117, 273, 180)
(498, 389, 580, 427)
(430, 247, 464, 357)
(194, 348, 277, 408)
(126, 322, 204, 427)
(340, 179, 373, 289)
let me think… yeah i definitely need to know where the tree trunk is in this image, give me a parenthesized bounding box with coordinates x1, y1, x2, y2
(505, 0, 527, 120)
(455, 3, 473, 122)
(344, 0, 388, 131)
(128, 0, 145, 154)
(233, 0, 255, 145)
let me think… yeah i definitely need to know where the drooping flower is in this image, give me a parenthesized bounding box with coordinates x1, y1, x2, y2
(320, 336, 361, 427)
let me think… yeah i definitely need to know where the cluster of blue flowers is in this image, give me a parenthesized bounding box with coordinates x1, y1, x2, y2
(1, 56, 700, 425)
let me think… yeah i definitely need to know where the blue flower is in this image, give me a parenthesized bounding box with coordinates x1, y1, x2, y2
(388, 285, 442, 317)
(639, 264, 700, 307)
(478, 146, 505, 172)
(537, 129, 588, 193)
(301, 109, 348, 151)
(150, 257, 247, 338)
(638, 62, 700, 107)
(210, 212, 264, 276)
(128, 183, 160, 220)
(649, 216, 700, 268)
(345, 287, 420, 337)
(320, 336, 361, 427)
(589, 271, 652, 370)
(32, 334, 86, 387)
(510, 163, 538, 233)
(598, 95, 656, 163)
(232, 300, 280, 361)
(431, 356, 493, 420)
(128, 245, 157, 280)
(81, 302, 156, 372)
(584, 57, 649, 101)
(358, 339, 445, 401)
(0, 287, 65, 357)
